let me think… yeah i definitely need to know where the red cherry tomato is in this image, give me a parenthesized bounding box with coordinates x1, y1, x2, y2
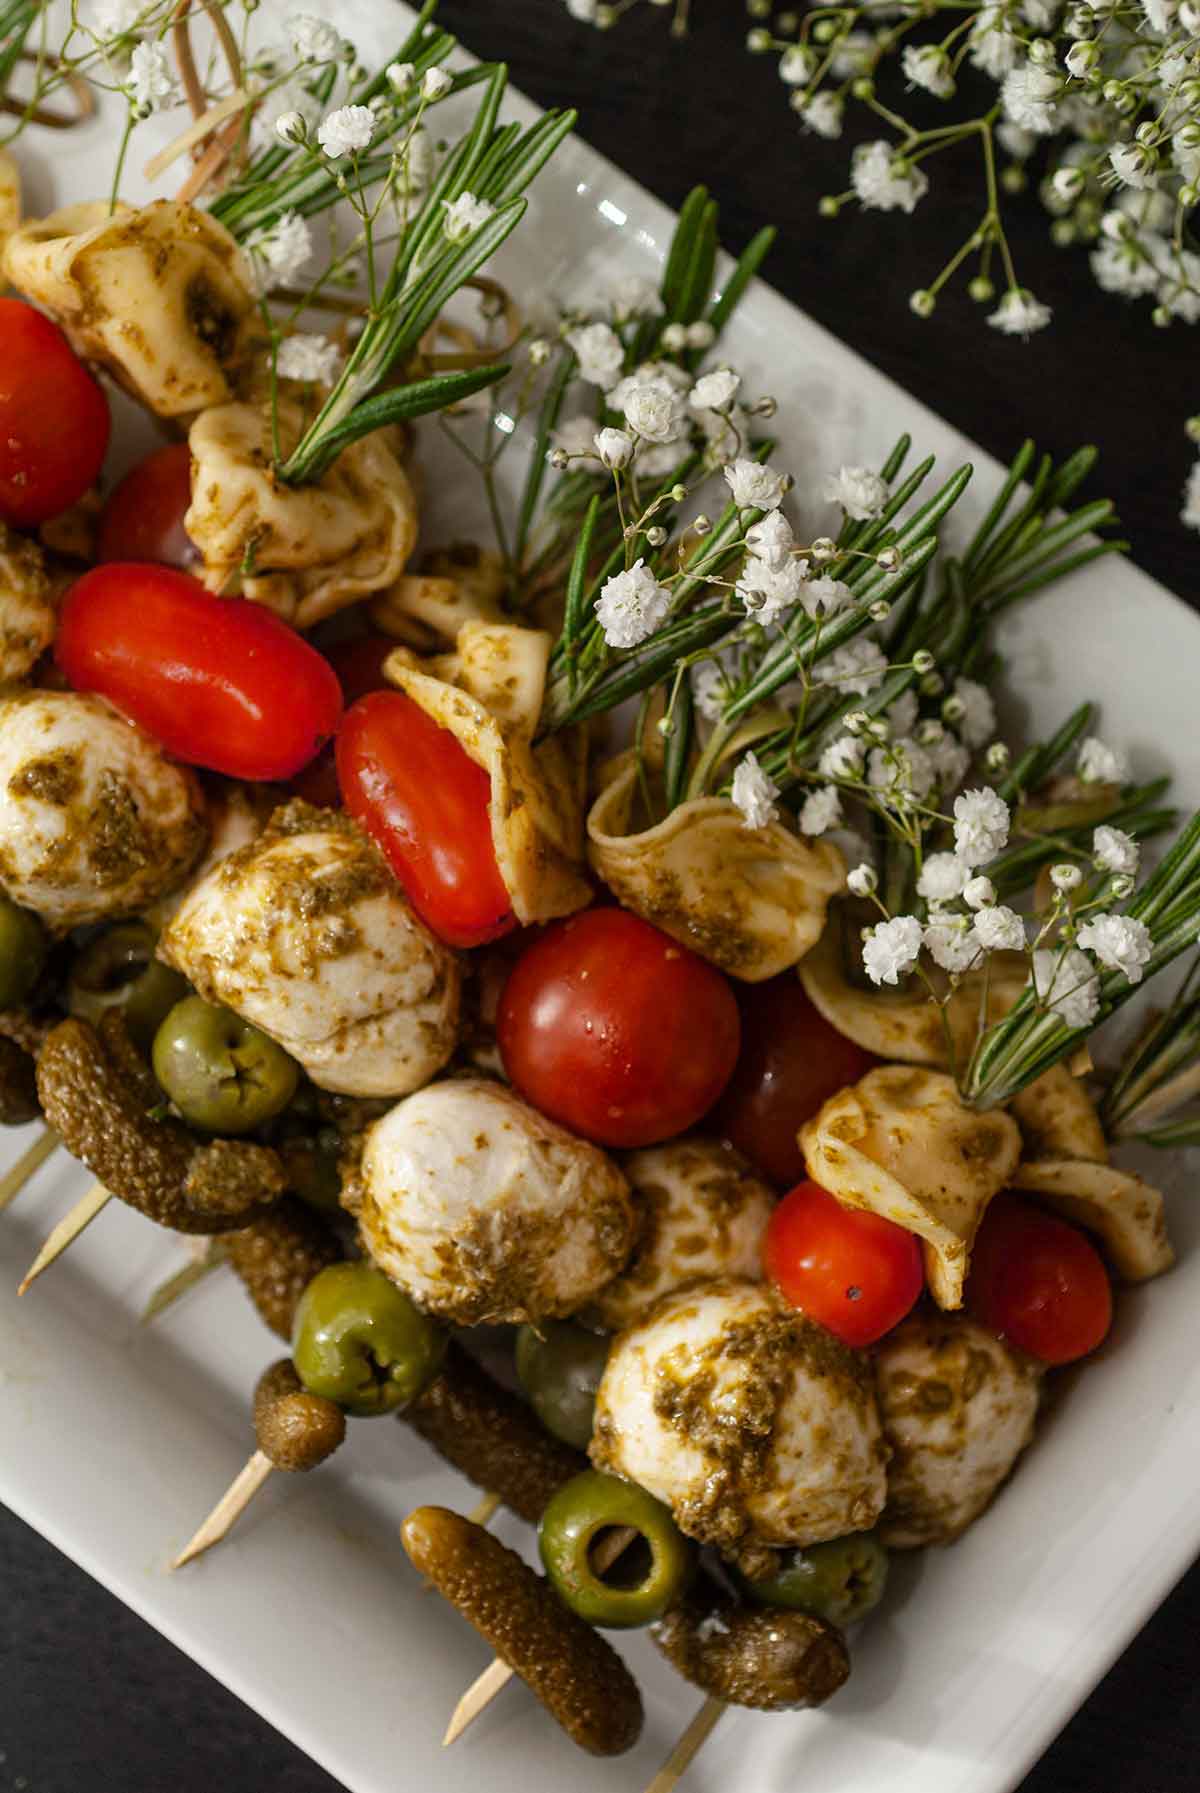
(0, 299, 110, 526)
(336, 689, 514, 949)
(291, 634, 396, 809)
(764, 1179, 924, 1348)
(56, 564, 341, 781)
(496, 908, 741, 1148)
(967, 1192, 1112, 1365)
(97, 442, 198, 570)
(712, 977, 878, 1188)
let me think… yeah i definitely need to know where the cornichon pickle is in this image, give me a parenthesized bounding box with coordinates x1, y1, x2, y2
(224, 1197, 343, 1341)
(401, 1505, 643, 1757)
(252, 1358, 346, 1473)
(405, 1341, 588, 1523)
(651, 1582, 850, 1711)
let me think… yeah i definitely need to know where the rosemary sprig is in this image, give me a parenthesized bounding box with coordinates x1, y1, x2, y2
(1100, 958, 1200, 1139)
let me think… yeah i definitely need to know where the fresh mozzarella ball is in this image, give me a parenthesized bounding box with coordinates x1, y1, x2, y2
(590, 1137, 774, 1330)
(0, 691, 205, 928)
(874, 1312, 1042, 1548)
(159, 803, 460, 1098)
(144, 783, 270, 931)
(354, 1076, 637, 1326)
(591, 1277, 888, 1565)
(0, 525, 55, 684)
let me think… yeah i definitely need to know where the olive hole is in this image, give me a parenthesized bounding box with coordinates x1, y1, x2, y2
(588, 1525, 653, 1591)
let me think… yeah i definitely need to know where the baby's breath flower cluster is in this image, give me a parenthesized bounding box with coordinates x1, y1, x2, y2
(557, 0, 1200, 525)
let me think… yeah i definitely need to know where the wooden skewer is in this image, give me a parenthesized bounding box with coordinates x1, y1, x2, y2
(643, 1697, 727, 1793)
(140, 1240, 227, 1324)
(466, 1490, 502, 1528)
(172, 1448, 274, 1569)
(442, 1524, 638, 1746)
(17, 1180, 111, 1294)
(0, 1125, 57, 1211)
(143, 88, 249, 179)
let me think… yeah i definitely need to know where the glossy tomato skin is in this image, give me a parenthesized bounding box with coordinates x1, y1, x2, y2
(967, 1192, 1112, 1366)
(713, 977, 878, 1188)
(56, 564, 342, 781)
(0, 299, 110, 526)
(764, 1179, 924, 1348)
(290, 634, 396, 809)
(336, 689, 514, 949)
(97, 442, 199, 570)
(497, 908, 741, 1149)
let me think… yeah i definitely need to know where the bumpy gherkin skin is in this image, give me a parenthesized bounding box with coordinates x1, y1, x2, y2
(225, 1198, 343, 1340)
(401, 1505, 643, 1758)
(0, 1034, 38, 1125)
(405, 1341, 587, 1523)
(252, 1358, 346, 1472)
(35, 1014, 285, 1233)
(651, 1582, 850, 1711)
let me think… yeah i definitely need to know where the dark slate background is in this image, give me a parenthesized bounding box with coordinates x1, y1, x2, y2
(2, 2, 1197, 1790)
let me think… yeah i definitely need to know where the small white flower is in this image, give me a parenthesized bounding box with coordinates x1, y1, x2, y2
(92, 0, 144, 39)
(1090, 239, 1160, 298)
(421, 67, 453, 101)
(276, 332, 342, 385)
(800, 785, 843, 836)
(689, 369, 740, 412)
(830, 32, 874, 79)
(442, 192, 495, 241)
(1076, 913, 1153, 984)
(686, 321, 715, 350)
(274, 108, 309, 145)
(1077, 736, 1130, 784)
(288, 14, 340, 62)
(609, 275, 662, 322)
(386, 61, 416, 91)
(1183, 459, 1200, 534)
(738, 556, 810, 627)
(691, 659, 731, 722)
(624, 376, 688, 444)
(851, 141, 930, 214)
(1093, 825, 1139, 877)
(924, 916, 981, 974)
(823, 464, 887, 520)
(862, 915, 924, 986)
(953, 787, 1010, 866)
(847, 862, 878, 898)
(1142, 0, 1177, 24)
(969, 8, 1020, 78)
(594, 427, 633, 470)
(1109, 143, 1157, 191)
(317, 104, 374, 158)
(802, 94, 844, 139)
(595, 559, 671, 648)
(724, 458, 787, 511)
(974, 903, 1026, 952)
(813, 638, 888, 697)
(963, 875, 997, 910)
(902, 45, 955, 98)
(988, 288, 1053, 336)
(567, 0, 599, 17)
(917, 852, 969, 904)
(819, 735, 865, 781)
(1032, 947, 1101, 1028)
(127, 41, 177, 112)
(245, 212, 312, 291)
(566, 322, 625, 389)
(1001, 63, 1060, 134)
(551, 414, 602, 460)
(930, 733, 971, 797)
(731, 752, 780, 830)
(801, 575, 853, 620)
(951, 676, 996, 748)
(745, 509, 794, 572)
(869, 736, 936, 804)
(779, 44, 817, 84)
(1064, 42, 1096, 80)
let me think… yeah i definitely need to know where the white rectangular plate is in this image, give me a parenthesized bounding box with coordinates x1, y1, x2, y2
(4, 5, 1199, 1791)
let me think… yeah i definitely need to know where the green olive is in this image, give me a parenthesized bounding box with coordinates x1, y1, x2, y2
(515, 1321, 609, 1450)
(67, 922, 188, 1051)
(538, 1469, 695, 1629)
(292, 1261, 446, 1417)
(151, 995, 299, 1134)
(737, 1531, 889, 1628)
(0, 893, 47, 1011)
